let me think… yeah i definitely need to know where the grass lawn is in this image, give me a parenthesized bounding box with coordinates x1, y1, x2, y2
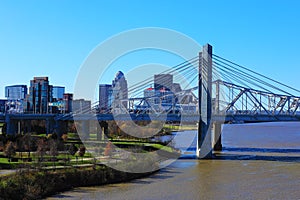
(164, 124, 197, 131)
(0, 130, 178, 170)
(0, 157, 17, 164)
(111, 141, 177, 153)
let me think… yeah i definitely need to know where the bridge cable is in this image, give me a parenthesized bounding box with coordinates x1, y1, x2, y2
(213, 54, 300, 94)
(213, 58, 292, 96)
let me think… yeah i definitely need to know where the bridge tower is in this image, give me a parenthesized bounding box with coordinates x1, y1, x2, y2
(197, 44, 219, 159)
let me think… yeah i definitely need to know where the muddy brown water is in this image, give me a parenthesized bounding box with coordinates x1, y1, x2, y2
(48, 122, 300, 200)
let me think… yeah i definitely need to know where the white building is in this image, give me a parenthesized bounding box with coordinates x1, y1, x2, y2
(112, 71, 128, 109)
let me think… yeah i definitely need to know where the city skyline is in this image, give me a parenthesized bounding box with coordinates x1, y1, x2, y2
(1, 1, 300, 99)
(0, 69, 197, 115)
(1, 2, 300, 198)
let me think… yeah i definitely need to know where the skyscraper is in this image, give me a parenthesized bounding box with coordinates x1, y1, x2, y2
(27, 77, 53, 113)
(99, 84, 113, 112)
(112, 71, 128, 109)
(5, 85, 27, 100)
(154, 74, 173, 91)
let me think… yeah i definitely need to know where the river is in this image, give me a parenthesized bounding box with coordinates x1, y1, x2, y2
(48, 122, 300, 200)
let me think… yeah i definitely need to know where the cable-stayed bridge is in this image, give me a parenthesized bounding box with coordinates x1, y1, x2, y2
(1, 44, 300, 158)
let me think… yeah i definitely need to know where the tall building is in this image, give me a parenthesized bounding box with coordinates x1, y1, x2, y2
(52, 86, 65, 100)
(4, 85, 27, 113)
(99, 84, 113, 112)
(143, 87, 174, 105)
(27, 77, 53, 114)
(5, 85, 27, 100)
(63, 93, 73, 113)
(141, 74, 186, 112)
(154, 74, 173, 91)
(112, 71, 128, 109)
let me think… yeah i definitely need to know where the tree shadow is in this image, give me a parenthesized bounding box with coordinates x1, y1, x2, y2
(50, 188, 92, 198)
(129, 168, 180, 185)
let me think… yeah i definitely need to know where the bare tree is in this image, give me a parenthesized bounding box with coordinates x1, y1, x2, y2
(104, 141, 114, 157)
(68, 144, 78, 156)
(48, 139, 58, 167)
(16, 135, 25, 159)
(36, 138, 47, 163)
(23, 133, 32, 158)
(0, 141, 4, 152)
(78, 146, 86, 163)
(4, 141, 16, 162)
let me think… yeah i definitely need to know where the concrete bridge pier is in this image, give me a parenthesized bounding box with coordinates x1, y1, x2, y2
(98, 121, 108, 140)
(54, 120, 68, 137)
(96, 125, 101, 140)
(5, 115, 21, 135)
(212, 122, 223, 151)
(82, 121, 90, 140)
(6, 120, 16, 135)
(17, 121, 21, 135)
(46, 118, 55, 135)
(24, 120, 32, 134)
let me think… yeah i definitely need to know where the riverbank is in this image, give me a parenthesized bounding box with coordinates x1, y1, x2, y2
(0, 135, 181, 199)
(0, 164, 158, 200)
(0, 142, 169, 199)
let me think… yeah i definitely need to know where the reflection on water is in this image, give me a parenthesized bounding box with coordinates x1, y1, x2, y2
(48, 122, 300, 200)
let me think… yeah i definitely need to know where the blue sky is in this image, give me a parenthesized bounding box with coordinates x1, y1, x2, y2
(1, 0, 300, 100)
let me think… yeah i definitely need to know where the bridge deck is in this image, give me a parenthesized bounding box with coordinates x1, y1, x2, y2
(1, 113, 300, 124)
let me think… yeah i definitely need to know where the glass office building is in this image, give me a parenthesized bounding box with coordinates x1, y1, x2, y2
(5, 85, 27, 100)
(28, 77, 53, 113)
(99, 84, 113, 111)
